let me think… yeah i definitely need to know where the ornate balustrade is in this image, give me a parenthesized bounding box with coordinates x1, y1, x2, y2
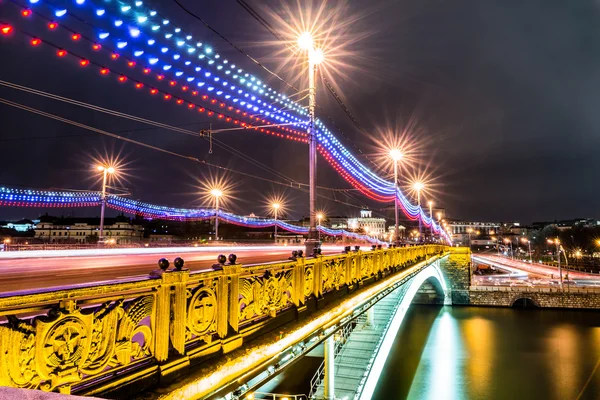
(0, 245, 445, 396)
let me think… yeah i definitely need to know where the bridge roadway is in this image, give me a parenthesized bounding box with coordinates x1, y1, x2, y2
(473, 254, 600, 286)
(0, 245, 343, 294)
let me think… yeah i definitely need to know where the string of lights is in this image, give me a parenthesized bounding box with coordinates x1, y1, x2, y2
(0, 186, 384, 243)
(0, 1, 451, 242)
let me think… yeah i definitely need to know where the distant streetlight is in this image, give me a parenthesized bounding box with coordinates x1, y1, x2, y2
(210, 188, 223, 240)
(390, 149, 403, 243)
(412, 181, 424, 240)
(96, 164, 116, 243)
(547, 238, 562, 287)
(503, 237, 513, 259)
(272, 202, 281, 243)
(389, 149, 403, 244)
(521, 237, 532, 263)
(317, 212, 324, 241)
(428, 200, 434, 241)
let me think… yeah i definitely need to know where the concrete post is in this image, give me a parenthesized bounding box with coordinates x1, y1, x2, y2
(324, 335, 335, 399)
(366, 307, 375, 326)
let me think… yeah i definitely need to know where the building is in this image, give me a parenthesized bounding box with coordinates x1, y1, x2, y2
(328, 216, 348, 230)
(1, 219, 38, 232)
(448, 220, 501, 245)
(34, 215, 143, 244)
(347, 210, 387, 237)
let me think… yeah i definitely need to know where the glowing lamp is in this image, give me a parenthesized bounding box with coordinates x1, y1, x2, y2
(298, 31, 313, 50)
(55, 9, 67, 17)
(107, 167, 115, 174)
(311, 48, 324, 64)
(210, 189, 223, 197)
(100, 68, 109, 75)
(135, 82, 143, 89)
(118, 76, 127, 82)
(110, 53, 119, 59)
(96, 9, 105, 16)
(128, 61, 136, 67)
(57, 49, 67, 57)
(389, 149, 403, 161)
(92, 43, 101, 50)
(1, 25, 12, 35)
(21, 9, 32, 17)
(79, 59, 89, 66)
(48, 22, 58, 29)
(413, 181, 424, 192)
(30, 38, 41, 46)
(143, 68, 150, 74)
(71, 33, 81, 41)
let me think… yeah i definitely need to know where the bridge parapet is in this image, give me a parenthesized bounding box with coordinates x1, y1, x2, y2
(0, 245, 445, 397)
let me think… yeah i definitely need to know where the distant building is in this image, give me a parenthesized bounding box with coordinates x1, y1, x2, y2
(1, 219, 37, 232)
(34, 215, 143, 244)
(328, 216, 348, 230)
(448, 220, 501, 245)
(347, 210, 386, 237)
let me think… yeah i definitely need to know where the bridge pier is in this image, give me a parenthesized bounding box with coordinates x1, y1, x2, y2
(324, 335, 336, 399)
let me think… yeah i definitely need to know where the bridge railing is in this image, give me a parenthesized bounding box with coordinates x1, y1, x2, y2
(0, 245, 445, 396)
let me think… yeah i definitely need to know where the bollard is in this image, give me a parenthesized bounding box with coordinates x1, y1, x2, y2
(173, 257, 184, 270)
(228, 253, 237, 264)
(158, 258, 170, 270)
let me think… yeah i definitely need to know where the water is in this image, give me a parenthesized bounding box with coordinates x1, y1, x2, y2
(373, 306, 600, 400)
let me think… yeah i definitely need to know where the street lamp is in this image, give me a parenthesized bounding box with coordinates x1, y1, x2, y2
(547, 238, 563, 287)
(210, 188, 223, 240)
(389, 149, 403, 244)
(428, 200, 434, 242)
(96, 165, 116, 243)
(272, 202, 281, 243)
(503, 237, 513, 259)
(521, 237, 532, 263)
(316, 212, 324, 241)
(412, 181, 424, 241)
(298, 31, 324, 256)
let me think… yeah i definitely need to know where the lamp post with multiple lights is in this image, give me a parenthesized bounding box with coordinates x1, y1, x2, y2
(521, 237, 532, 263)
(210, 189, 223, 240)
(389, 149, 403, 244)
(272, 202, 281, 243)
(96, 165, 115, 243)
(298, 32, 324, 255)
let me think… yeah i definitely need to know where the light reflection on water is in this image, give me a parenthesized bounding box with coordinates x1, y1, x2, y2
(372, 306, 600, 400)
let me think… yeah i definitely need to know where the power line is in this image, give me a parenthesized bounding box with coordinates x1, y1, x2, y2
(0, 97, 369, 210)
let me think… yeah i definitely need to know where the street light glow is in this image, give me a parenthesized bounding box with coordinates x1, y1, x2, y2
(413, 181, 424, 192)
(389, 148, 403, 161)
(210, 188, 223, 198)
(272, 202, 281, 210)
(298, 31, 313, 50)
(311, 48, 324, 64)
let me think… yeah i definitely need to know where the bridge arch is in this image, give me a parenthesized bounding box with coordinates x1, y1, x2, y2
(358, 261, 449, 400)
(511, 296, 540, 308)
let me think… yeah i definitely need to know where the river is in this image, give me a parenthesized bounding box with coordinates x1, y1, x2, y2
(373, 305, 600, 400)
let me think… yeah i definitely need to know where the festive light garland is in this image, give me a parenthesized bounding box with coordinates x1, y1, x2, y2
(0, 186, 386, 244)
(0, 1, 451, 243)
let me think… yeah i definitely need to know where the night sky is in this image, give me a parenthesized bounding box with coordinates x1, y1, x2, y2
(0, 0, 598, 223)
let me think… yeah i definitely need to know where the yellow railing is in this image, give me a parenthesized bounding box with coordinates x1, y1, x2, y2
(0, 245, 445, 395)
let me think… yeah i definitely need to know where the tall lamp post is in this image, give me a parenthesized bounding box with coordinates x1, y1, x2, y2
(317, 212, 324, 242)
(413, 181, 424, 241)
(272, 202, 281, 243)
(96, 165, 115, 243)
(298, 32, 324, 255)
(210, 189, 223, 240)
(389, 149, 403, 244)
(548, 238, 562, 287)
(428, 200, 434, 242)
(521, 238, 532, 263)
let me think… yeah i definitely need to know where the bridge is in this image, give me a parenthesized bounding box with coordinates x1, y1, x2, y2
(0, 244, 461, 399)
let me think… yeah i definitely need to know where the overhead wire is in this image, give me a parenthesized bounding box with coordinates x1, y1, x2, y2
(0, 96, 370, 210)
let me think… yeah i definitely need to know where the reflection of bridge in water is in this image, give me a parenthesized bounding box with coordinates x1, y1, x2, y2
(0, 245, 474, 399)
